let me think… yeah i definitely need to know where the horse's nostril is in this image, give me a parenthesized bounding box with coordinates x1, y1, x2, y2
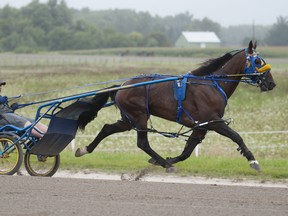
(269, 82, 276, 90)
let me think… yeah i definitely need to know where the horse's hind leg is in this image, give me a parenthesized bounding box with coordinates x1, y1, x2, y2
(75, 120, 132, 157)
(137, 130, 175, 172)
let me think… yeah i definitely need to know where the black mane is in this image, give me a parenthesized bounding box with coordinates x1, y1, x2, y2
(191, 50, 242, 76)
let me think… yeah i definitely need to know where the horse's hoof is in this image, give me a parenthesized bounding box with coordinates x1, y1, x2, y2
(17, 170, 24, 176)
(250, 160, 261, 171)
(166, 166, 177, 173)
(148, 158, 160, 166)
(75, 147, 88, 157)
(166, 157, 178, 164)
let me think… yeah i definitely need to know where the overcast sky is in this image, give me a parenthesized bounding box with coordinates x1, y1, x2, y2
(0, 0, 287, 27)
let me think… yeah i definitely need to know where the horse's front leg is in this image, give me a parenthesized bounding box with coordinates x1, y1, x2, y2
(207, 121, 260, 171)
(165, 129, 207, 164)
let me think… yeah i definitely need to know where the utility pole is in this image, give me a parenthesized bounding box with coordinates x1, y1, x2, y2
(252, 20, 255, 41)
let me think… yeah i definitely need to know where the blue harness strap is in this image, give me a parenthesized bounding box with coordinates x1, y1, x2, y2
(212, 78, 228, 105)
(174, 77, 188, 124)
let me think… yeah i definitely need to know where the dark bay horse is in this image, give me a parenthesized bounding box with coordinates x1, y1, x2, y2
(75, 41, 276, 172)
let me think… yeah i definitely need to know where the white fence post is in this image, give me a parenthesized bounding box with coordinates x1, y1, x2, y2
(195, 145, 199, 157)
(71, 139, 75, 151)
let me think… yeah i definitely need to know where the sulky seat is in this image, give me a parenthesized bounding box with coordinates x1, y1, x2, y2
(29, 99, 93, 155)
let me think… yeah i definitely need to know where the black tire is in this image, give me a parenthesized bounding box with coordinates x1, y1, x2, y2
(0, 134, 23, 175)
(24, 153, 60, 177)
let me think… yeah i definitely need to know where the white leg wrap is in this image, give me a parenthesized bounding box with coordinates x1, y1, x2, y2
(249, 160, 261, 171)
(249, 160, 259, 165)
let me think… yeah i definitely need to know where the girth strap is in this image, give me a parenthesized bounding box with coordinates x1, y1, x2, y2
(174, 77, 188, 124)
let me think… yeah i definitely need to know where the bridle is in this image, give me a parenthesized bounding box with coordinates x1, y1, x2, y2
(244, 48, 272, 86)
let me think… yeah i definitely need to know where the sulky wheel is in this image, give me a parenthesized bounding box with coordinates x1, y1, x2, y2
(24, 152, 60, 177)
(0, 134, 23, 175)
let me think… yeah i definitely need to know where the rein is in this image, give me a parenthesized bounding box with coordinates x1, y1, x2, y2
(8, 77, 131, 100)
(10, 72, 265, 110)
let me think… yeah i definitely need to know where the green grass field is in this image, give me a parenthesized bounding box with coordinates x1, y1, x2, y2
(1, 47, 287, 180)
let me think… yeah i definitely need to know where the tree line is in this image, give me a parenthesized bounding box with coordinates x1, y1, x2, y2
(0, 0, 287, 52)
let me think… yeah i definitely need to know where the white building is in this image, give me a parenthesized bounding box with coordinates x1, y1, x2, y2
(175, 31, 221, 48)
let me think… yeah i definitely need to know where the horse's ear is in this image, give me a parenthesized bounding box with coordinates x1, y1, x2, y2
(253, 41, 257, 49)
(248, 40, 253, 54)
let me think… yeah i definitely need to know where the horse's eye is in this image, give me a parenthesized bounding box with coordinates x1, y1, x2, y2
(255, 58, 262, 65)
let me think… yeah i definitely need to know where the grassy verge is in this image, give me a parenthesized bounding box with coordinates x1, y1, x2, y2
(59, 151, 288, 182)
(61, 46, 288, 58)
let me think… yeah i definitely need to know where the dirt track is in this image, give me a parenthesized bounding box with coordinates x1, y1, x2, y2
(0, 175, 287, 216)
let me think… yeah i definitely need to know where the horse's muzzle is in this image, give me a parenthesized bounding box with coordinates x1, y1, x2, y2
(260, 81, 276, 92)
(259, 72, 276, 92)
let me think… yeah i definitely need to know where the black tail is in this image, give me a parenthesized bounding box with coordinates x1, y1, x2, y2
(78, 85, 119, 130)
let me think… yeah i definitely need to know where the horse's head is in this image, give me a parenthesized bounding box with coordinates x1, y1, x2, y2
(245, 41, 276, 92)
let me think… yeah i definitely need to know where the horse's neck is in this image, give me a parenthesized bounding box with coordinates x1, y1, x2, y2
(215, 53, 245, 99)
